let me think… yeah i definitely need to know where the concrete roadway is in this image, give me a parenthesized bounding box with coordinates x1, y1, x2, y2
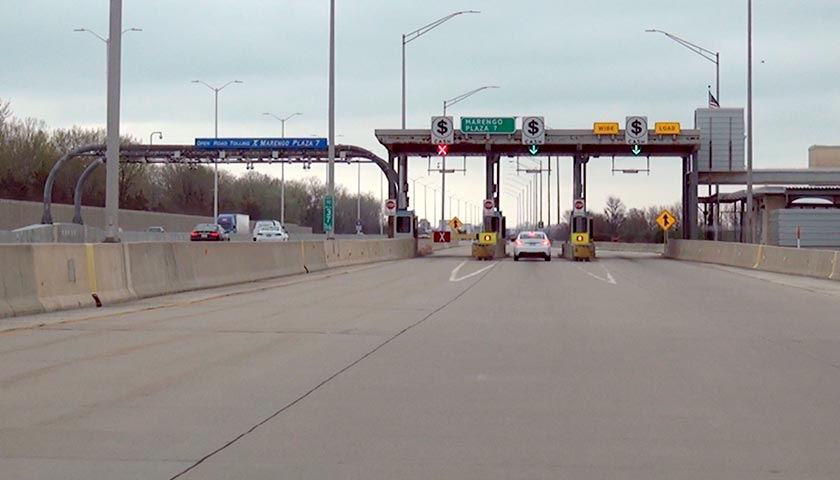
(2, 247, 840, 479)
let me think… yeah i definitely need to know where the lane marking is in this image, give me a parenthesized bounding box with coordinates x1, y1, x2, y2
(449, 260, 497, 282)
(574, 263, 617, 285)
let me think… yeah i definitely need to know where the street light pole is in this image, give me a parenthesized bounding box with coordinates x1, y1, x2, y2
(746, 0, 755, 243)
(356, 162, 362, 230)
(327, 0, 336, 239)
(262, 112, 302, 138)
(74, 20, 141, 242)
(192, 79, 243, 220)
(401, 10, 480, 129)
(103, 0, 123, 242)
(262, 112, 302, 225)
(149, 131, 162, 145)
(443, 85, 500, 115)
(646, 29, 720, 102)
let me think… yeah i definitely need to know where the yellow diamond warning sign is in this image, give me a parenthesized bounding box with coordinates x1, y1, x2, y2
(656, 210, 676, 231)
(448, 217, 463, 231)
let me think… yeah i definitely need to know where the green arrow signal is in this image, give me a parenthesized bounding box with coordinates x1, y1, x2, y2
(631, 145, 642, 156)
(529, 145, 539, 155)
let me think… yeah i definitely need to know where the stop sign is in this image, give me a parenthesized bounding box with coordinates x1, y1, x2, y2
(574, 199, 585, 210)
(385, 199, 397, 214)
(483, 199, 494, 210)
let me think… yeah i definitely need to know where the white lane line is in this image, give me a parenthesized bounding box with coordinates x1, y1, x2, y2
(449, 260, 498, 282)
(574, 263, 617, 285)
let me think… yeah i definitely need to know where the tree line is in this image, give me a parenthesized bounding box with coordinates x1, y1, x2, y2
(0, 99, 383, 233)
(543, 196, 683, 243)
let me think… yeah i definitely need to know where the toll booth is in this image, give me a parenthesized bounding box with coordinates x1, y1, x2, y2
(472, 210, 507, 260)
(389, 210, 416, 239)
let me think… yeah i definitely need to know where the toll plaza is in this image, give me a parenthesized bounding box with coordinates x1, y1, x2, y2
(376, 114, 704, 252)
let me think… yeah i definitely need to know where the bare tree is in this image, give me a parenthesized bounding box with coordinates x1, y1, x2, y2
(604, 196, 626, 237)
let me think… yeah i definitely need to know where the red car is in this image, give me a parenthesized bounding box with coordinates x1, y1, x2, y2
(190, 224, 230, 242)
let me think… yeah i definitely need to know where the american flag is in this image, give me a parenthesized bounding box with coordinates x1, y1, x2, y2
(708, 91, 720, 108)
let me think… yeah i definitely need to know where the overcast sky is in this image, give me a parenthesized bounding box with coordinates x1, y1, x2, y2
(2, 0, 839, 225)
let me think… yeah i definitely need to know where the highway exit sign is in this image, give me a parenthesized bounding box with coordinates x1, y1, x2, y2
(323, 195, 334, 231)
(461, 117, 516, 134)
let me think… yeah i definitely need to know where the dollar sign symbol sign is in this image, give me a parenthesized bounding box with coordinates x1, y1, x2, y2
(528, 119, 540, 136)
(436, 119, 448, 136)
(631, 119, 643, 136)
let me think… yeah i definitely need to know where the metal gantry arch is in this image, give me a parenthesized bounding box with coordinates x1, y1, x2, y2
(41, 144, 399, 225)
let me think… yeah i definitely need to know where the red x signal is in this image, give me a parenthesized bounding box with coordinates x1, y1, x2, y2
(437, 144, 449, 156)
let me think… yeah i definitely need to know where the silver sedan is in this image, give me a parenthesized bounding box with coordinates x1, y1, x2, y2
(513, 231, 552, 261)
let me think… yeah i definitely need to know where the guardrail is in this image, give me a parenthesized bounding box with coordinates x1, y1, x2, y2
(665, 239, 840, 281)
(0, 238, 416, 319)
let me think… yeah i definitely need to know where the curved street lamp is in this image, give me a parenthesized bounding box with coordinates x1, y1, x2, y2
(401, 10, 480, 128)
(443, 85, 499, 115)
(645, 29, 719, 103)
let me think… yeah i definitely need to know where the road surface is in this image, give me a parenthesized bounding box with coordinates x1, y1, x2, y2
(2, 247, 840, 479)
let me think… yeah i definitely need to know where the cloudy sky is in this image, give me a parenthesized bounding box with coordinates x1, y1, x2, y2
(2, 0, 839, 225)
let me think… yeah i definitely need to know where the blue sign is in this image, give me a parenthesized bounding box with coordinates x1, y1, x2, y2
(195, 138, 328, 150)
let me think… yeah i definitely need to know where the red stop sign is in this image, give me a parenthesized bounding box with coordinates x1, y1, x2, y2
(385, 199, 396, 210)
(574, 199, 585, 210)
(483, 199, 494, 210)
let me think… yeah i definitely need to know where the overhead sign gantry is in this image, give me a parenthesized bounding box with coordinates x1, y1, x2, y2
(376, 116, 703, 239)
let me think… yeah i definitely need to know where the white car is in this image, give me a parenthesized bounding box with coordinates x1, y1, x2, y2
(513, 231, 552, 262)
(253, 224, 289, 242)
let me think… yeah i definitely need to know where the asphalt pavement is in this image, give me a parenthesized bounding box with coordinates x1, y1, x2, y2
(2, 248, 840, 479)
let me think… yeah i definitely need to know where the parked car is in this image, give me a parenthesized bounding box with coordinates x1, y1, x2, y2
(190, 223, 230, 242)
(513, 230, 552, 261)
(147, 226, 165, 233)
(253, 224, 289, 242)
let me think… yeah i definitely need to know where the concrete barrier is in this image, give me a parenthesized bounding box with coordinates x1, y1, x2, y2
(594, 242, 664, 254)
(665, 239, 840, 282)
(758, 245, 835, 279)
(0, 238, 417, 320)
(324, 239, 415, 268)
(0, 245, 41, 318)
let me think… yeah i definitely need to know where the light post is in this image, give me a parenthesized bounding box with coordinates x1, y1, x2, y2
(263, 112, 302, 225)
(262, 112, 302, 138)
(401, 10, 479, 221)
(356, 161, 362, 232)
(431, 187, 438, 228)
(380, 173, 384, 235)
(149, 131, 162, 145)
(191, 79, 243, 220)
(327, 0, 336, 239)
(401, 10, 480, 129)
(74, 21, 141, 242)
(646, 29, 720, 103)
(746, 0, 755, 243)
(647, 28, 723, 241)
(443, 85, 499, 115)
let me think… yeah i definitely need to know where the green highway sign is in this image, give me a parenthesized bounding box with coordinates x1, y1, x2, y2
(461, 117, 516, 134)
(323, 195, 334, 231)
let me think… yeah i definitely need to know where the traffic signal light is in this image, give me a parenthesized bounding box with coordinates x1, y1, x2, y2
(437, 144, 449, 156)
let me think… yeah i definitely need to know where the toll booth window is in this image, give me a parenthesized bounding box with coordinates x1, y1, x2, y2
(396, 216, 412, 234)
(573, 216, 588, 233)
